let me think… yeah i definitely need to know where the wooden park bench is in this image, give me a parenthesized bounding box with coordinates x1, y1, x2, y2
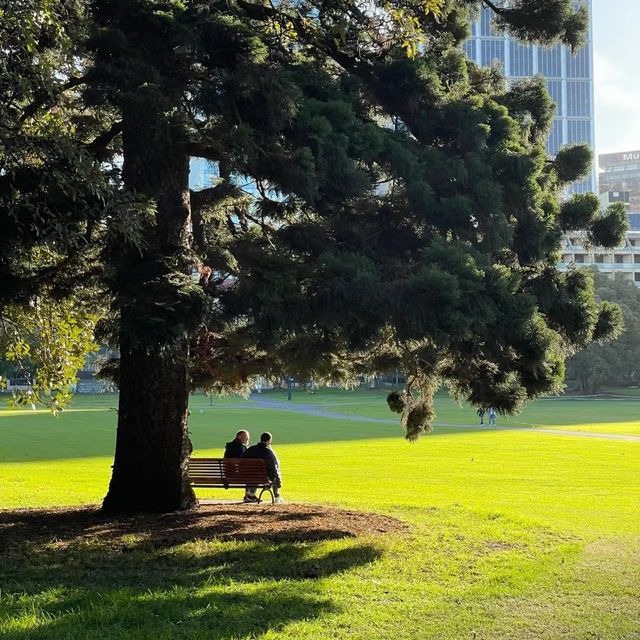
(188, 457, 275, 503)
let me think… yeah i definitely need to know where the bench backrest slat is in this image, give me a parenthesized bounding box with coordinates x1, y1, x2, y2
(188, 457, 269, 484)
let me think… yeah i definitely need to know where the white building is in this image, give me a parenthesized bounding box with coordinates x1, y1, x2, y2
(559, 214, 640, 286)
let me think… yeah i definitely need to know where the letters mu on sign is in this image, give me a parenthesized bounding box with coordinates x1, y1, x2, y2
(600, 151, 640, 167)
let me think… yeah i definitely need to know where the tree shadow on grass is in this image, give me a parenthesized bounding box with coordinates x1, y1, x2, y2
(0, 507, 387, 639)
(2, 584, 338, 639)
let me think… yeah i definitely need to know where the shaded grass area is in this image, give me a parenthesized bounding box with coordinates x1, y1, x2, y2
(172, 387, 640, 435)
(1, 504, 638, 639)
(0, 530, 380, 639)
(3, 390, 640, 465)
(1, 393, 640, 638)
(0, 406, 403, 464)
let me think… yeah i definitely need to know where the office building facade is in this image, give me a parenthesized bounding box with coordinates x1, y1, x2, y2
(599, 150, 640, 211)
(463, 1, 595, 194)
(560, 214, 640, 286)
(558, 152, 640, 288)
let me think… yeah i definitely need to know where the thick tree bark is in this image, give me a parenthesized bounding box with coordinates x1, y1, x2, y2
(102, 335, 196, 513)
(102, 96, 197, 514)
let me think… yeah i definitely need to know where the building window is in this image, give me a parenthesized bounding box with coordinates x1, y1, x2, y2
(572, 177, 592, 194)
(546, 119, 563, 156)
(480, 7, 496, 36)
(566, 44, 590, 79)
(538, 45, 562, 78)
(463, 40, 476, 61)
(575, 254, 586, 263)
(567, 81, 591, 117)
(594, 255, 605, 263)
(546, 80, 563, 116)
(635, 273, 640, 282)
(481, 39, 505, 67)
(615, 255, 624, 263)
(509, 42, 533, 76)
(567, 119, 592, 145)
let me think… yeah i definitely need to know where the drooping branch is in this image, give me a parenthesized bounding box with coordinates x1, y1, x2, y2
(480, 0, 588, 51)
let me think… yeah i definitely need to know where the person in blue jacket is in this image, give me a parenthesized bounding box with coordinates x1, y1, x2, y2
(244, 431, 284, 503)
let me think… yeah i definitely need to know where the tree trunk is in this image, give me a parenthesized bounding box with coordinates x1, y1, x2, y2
(102, 334, 196, 513)
(102, 95, 197, 514)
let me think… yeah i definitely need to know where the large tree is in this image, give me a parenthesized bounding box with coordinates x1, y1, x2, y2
(0, 0, 123, 411)
(2, 0, 627, 513)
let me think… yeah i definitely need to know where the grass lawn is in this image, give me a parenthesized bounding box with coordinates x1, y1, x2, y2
(0, 392, 639, 639)
(249, 387, 640, 435)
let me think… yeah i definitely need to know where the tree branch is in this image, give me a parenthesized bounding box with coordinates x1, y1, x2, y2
(183, 141, 225, 162)
(86, 121, 123, 161)
(481, 0, 506, 15)
(235, 0, 370, 78)
(18, 73, 91, 126)
(190, 183, 238, 211)
(191, 183, 243, 256)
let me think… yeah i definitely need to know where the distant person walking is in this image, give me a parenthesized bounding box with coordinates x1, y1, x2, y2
(487, 408, 497, 426)
(224, 429, 250, 458)
(245, 431, 283, 503)
(477, 408, 485, 426)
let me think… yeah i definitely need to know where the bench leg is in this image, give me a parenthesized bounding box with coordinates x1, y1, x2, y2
(257, 486, 275, 504)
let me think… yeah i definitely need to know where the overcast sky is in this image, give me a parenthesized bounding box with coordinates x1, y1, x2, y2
(593, 0, 640, 156)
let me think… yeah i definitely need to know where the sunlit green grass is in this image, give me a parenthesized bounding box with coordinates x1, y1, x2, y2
(538, 421, 640, 435)
(1, 392, 639, 639)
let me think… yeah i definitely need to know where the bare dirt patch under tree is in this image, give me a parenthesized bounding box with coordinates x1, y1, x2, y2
(0, 503, 407, 550)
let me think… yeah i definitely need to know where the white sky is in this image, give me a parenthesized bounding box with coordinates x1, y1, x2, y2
(593, 0, 640, 156)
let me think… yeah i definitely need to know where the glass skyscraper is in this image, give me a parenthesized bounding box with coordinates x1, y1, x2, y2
(463, 1, 595, 194)
(189, 157, 220, 191)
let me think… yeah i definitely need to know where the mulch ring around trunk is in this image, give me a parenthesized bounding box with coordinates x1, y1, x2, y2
(0, 502, 408, 550)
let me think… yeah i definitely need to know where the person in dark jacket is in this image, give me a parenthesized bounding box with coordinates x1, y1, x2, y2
(224, 430, 250, 458)
(224, 429, 253, 502)
(244, 431, 283, 503)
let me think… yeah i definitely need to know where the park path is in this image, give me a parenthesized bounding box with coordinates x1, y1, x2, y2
(237, 395, 640, 442)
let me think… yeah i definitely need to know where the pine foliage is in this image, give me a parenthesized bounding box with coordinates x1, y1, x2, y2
(2, 0, 623, 440)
